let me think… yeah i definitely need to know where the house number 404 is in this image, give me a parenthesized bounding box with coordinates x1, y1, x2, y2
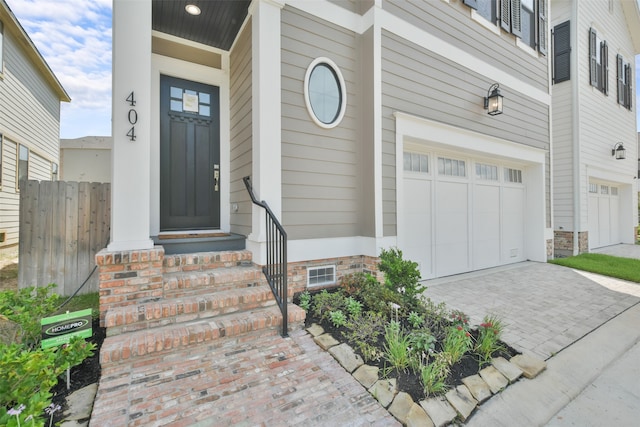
(126, 91, 138, 141)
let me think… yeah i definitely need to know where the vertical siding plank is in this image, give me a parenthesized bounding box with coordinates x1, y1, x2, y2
(18, 181, 38, 287)
(51, 181, 66, 291)
(38, 181, 54, 291)
(76, 182, 91, 294)
(64, 182, 79, 292)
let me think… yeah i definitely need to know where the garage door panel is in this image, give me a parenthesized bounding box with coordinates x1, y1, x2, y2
(436, 181, 468, 276)
(502, 187, 524, 261)
(402, 179, 432, 279)
(598, 198, 611, 245)
(588, 195, 599, 248)
(473, 184, 500, 269)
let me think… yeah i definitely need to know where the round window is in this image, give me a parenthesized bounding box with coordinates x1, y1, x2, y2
(304, 57, 347, 128)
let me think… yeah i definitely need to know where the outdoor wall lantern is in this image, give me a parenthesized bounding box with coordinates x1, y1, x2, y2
(484, 83, 504, 116)
(612, 142, 626, 160)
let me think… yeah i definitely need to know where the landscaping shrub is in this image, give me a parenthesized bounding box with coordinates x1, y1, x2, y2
(0, 287, 96, 426)
(378, 248, 426, 312)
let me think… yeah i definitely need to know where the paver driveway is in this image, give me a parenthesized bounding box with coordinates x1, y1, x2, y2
(424, 258, 640, 360)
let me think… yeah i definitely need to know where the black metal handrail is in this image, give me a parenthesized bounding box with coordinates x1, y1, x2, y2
(243, 176, 288, 337)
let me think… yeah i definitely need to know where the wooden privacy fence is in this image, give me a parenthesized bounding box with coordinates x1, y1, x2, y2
(19, 180, 111, 295)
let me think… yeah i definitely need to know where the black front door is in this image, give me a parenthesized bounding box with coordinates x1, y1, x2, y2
(160, 75, 220, 231)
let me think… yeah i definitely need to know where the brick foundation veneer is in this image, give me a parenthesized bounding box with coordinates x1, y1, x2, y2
(553, 231, 589, 256)
(96, 247, 165, 327)
(288, 255, 380, 295)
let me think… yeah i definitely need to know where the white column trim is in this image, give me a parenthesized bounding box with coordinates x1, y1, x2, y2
(108, 0, 154, 251)
(248, 0, 284, 265)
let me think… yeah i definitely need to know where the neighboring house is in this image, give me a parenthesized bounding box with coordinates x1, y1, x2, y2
(551, 0, 640, 256)
(106, 0, 551, 288)
(60, 136, 112, 183)
(0, 0, 70, 252)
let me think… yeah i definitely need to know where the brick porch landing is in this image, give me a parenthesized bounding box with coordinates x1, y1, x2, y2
(90, 328, 397, 426)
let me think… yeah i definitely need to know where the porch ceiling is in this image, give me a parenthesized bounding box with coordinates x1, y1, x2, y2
(152, 0, 251, 51)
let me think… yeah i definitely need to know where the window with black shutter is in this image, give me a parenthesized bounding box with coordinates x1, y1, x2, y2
(617, 54, 633, 110)
(552, 21, 570, 83)
(589, 28, 608, 94)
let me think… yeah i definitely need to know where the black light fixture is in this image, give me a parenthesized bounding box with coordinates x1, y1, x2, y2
(612, 142, 626, 160)
(484, 83, 504, 116)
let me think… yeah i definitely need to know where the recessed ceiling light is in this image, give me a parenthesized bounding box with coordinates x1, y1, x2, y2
(185, 4, 201, 15)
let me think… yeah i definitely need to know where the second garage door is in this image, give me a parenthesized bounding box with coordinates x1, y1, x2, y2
(401, 151, 525, 279)
(588, 180, 620, 249)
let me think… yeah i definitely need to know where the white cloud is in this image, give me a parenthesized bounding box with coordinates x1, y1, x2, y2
(7, 0, 112, 138)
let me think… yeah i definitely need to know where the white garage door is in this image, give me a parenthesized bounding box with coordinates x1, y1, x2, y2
(588, 181, 620, 249)
(401, 152, 525, 279)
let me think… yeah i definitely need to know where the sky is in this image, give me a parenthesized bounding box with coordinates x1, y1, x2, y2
(6, 0, 112, 139)
(5, 0, 640, 138)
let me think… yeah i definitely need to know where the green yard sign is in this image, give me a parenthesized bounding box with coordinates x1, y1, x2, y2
(41, 309, 93, 349)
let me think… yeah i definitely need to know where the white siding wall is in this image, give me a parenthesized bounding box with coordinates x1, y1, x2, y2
(551, 0, 574, 231)
(0, 138, 18, 246)
(229, 22, 253, 237)
(280, 6, 362, 240)
(576, 0, 637, 230)
(0, 29, 60, 161)
(0, 29, 61, 248)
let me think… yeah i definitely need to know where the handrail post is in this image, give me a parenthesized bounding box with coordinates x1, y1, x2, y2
(244, 176, 288, 337)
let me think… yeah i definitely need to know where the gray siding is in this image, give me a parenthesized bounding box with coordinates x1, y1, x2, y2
(382, 0, 549, 92)
(229, 22, 253, 237)
(281, 6, 363, 240)
(327, 0, 374, 15)
(381, 30, 551, 236)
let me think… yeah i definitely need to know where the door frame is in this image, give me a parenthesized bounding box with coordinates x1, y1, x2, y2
(150, 53, 231, 237)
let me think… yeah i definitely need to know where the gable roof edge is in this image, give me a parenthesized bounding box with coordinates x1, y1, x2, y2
(1, 0, 71, 102)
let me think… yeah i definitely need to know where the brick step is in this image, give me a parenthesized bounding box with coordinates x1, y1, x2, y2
(99, 304, 307, 366)
(163, 264, 267, 298)
(104, 285, 281, 336)
(162, 250, 253, 274)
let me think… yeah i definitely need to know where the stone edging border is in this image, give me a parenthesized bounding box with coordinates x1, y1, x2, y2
(306, 323, 547, 426)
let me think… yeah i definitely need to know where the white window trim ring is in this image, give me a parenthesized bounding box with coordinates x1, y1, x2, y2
(303, 57, 347, 129)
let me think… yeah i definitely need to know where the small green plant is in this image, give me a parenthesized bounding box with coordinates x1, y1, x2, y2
(407, 311, 425, 329)
(341, 273, 399, 316)
(474, 314, 505, 366)
(0, 286, 96, 426)
(409, 330, 436, 359)
(420, 354, 450, 397)
(329, 310, 347, 328)
(345, 297, 363, 318)
(299, 291, 311, 312)
(441, 325, 472, 366)
(312, 289, 347, 322)
(383, 321, 411, 371)
(378, 248, 425, 311)
(0, 285, 59, 346)
(345, 312, 385, 362)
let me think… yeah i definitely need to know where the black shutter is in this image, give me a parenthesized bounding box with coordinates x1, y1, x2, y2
(501, 0, 511, 32)
(552, 21, 570, 83)
(617, 54, 624, 104)
(464, 0, 479, 9)
(602, 41, 608, 95)
(511, 0, 523, 37)
(624, 64, 633, 110)
(538, 0, 547, 55)
(589, 28, 597, 87)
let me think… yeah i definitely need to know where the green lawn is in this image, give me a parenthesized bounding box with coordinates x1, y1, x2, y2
(54, 292, 100, 318)
(549, 253, 640, 283)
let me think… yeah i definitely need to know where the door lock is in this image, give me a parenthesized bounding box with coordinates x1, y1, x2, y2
(213, 170, 220, 191)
